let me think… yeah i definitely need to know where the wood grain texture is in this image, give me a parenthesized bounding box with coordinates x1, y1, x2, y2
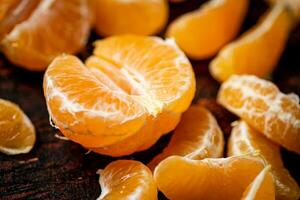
(0, 0, 299, 199)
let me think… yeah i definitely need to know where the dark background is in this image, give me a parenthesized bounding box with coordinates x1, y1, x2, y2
(0, 0, 299, 199)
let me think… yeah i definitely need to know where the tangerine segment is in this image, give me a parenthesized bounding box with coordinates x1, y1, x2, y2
(94, 0, 168, 36)
(266, 0, 300, 20)
(0, 0, 41, 41)
(0, 0, 21, 21)
(148, 105, 224, 169)
(0, 99, 35, 155)
(218, 75, 300, 154)
(210, 3, 293, 82)
(90, 112, 181, 157)
(44, 35, 195, 153)
(228, 121, 300, 200)
(166, 0, 248, 59)
(241, 166, 275, 200)
(154, 155, 264, 200)
(1, 0, 92, 71)
(98, 160, 157, 200)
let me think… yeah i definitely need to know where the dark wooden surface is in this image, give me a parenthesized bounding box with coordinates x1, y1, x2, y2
(0, 0, 300, 199)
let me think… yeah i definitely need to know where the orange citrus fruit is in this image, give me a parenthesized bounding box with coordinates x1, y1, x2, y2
(166, 0, 249, 59)
(218, 75, 300, 154)
(98, 160, 157, 200)
(1, 0, 92, 71)
(0, 99, 35, 155)
(154, 155, 264, 200)
(241, 165, 275, 200)
(0, 0, 20, 21)
(210, 2, 293, 82)
(148, 105, 224, 169)
(228, 120, 300, 200)
(43, 35, 195, 156)
(93, 0, 168, 36)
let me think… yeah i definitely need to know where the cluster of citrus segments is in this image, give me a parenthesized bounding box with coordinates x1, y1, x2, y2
(166, 0, 249, 59)
(93, 0, 168, 37)
(228, 121, 300, 200)
(0, 0, 92, 71)
(43, 35, 195, 157)
(210, 2, 294, 82)
(0, 98, 35, 155)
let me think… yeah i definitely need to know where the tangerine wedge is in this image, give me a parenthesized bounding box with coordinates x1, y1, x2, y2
(266, 0, 300, 20)
(228, 121, 300, 200)
(218, 75, 300, 154)
(148, 105, 224, 169)
(43, 35, 195, 156)
(93, 0, 168, 36)
(1, 0, 92, 71)
(0, 0, 20, 21)
(166, 0, 249, 59)
(154, 155, 264, 200)
(241, 165, 275, 200)
(97, 160, 157, 200)
(0, 99, 35, 155)
(210, 2, 293, 82)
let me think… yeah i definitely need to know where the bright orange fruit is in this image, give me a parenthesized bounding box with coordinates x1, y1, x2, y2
(166, 0, 248, 59)
(0, 0, 20, 21)
(266, 0, 300, 20)
(148, 105, 224, 169)
(0, 99, 35, 155)
(98, 160, 157, 200)
(228, 121, 300, 200)
(93, 0, 168, 36)
(218, 75, 300, 154)
(154, 155, 264, 200)
(210, 3, 293, 82)
(241, 165, 275, 200)
(43, 35, 195, 156)
(1, 0, 92, 71)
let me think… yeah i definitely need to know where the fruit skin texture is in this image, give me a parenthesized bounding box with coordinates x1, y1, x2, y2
(97, 160, 157, 200)
(148, 105, 224, 169)
(154, 155, 264, 200)
(210, 3, 293, 82)
(43, 35, 195, 156)
(0, 99, 35, 155)
(218, 75, 300, 154)
(166, 0, 249, 59)
(228, 121, 300, 200)
(94, 0, 168, 36)
(1, 0, 92, 71)
(241, 166, 275, 200)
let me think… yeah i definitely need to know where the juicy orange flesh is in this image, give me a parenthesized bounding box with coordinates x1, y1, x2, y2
(241, 166, 275, 200)
(228, 121, 300, 200)
(166, 0, 248, 59)
(94, 0, 168, 36)
(44, 35, 195, 153)
(210, 3, 292, 82)
(98, 160, 157, 200)
(218, 75, 300, 154)
(0, 0, 41, 40)
(0, 0, 21, 21)
(148, 105, 224, 169)
(0, 99, 35, 154)
(1, 0, 92, 71)
(154, 155, 264, 200)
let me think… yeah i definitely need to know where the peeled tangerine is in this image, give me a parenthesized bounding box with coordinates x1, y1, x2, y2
(228, 121, 300, 200)
(93, 0, 168, 36)
(218, 75, 300, 154)
(148, 105, 224, 169)
(43, 35, 195, 157)
(266, 0, 300, 20)
(0, 99, 35, 155)
(166, 0, 248, 59)
(154, 155, 265, 200)
(97, 160, 157, 200)
(210, 2, 293, 82)
(0, 0, 92, 71)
